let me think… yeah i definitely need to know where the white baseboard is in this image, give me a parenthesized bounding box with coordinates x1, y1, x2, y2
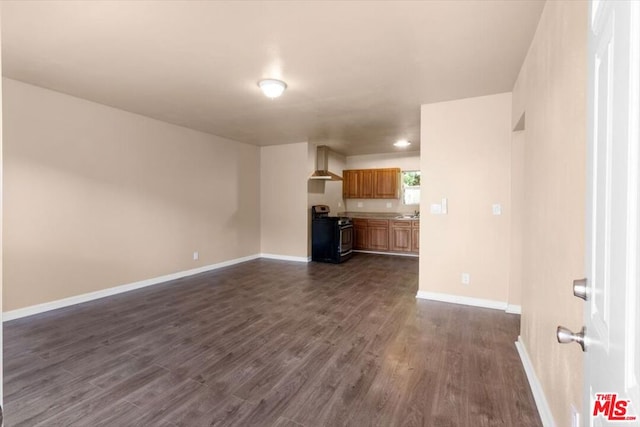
(416, 290, 509, 311)
(515, 337, 556, 427)
(2, 253, 315, 321)
(506, 304, 522, 314)
(259, 253, 311, 263)
(3, 254, 262, 321)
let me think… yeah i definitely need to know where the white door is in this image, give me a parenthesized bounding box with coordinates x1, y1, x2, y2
(585, 0, 640, 425)
(0, 9, 4, 423)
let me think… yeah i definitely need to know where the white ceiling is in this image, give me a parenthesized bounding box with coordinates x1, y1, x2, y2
(1, 1, 545, 156)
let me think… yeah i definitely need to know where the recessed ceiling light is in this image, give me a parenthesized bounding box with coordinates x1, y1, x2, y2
(394, 139, 411, 148)
(258, 79, 287, 99)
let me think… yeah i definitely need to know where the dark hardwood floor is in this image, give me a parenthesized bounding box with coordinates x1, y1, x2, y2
(3, 254, 541, 426)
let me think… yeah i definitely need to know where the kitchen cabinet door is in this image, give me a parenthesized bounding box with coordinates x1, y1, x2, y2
(358, 170, 374, 198)
(373, 168, 400, 198)
(390, 221, 412, 252)
(367, 220, 389, 250)
(353, 220, 368, 250)
(342, 170, 358, 199)
(411, 226, 419, 252)
(342, 168, 400, 199)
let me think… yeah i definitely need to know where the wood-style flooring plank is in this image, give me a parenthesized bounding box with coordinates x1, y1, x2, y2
(4, 254, 541, 426)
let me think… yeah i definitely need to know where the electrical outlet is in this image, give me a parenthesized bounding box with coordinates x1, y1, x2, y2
(193, 251, 199, 261)
(357, 202, 364, 208)
(492, 203, 502, 215)
(461, 273, 470, 285)
(386, 202, 392, 208)
(338, 201, 342, 207)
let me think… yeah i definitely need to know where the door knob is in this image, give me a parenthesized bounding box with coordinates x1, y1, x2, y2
(573, 278, 588, 300)
(557, 325, 586, 352)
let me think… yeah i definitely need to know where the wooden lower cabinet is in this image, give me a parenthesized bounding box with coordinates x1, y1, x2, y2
(411, 221, 419, 252)
(367, 220, 389, 251)
(352, 218, 418, 254)
(353, 219, 368, 250)
(390, 220, 412, 252)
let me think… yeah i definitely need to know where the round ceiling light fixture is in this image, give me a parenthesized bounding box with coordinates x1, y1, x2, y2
(394, 139, 411, 148)
(258, 79, 287, 99)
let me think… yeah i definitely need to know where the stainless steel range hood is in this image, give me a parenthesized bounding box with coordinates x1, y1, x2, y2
(309, 145, 342, 181)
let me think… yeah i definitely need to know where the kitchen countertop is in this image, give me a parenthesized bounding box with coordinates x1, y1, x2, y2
(339, 212, 419, 221)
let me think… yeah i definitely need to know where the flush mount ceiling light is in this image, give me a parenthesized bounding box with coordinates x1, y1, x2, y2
(394, 139, 411, 148)
(258, 79, 287, 99)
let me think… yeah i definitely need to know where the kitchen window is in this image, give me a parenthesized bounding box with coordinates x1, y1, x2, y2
(402, 170, 420, 205)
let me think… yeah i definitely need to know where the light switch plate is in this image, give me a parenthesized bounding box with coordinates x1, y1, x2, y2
(430, 203, 442, 214)
(492, 204, 502, 215)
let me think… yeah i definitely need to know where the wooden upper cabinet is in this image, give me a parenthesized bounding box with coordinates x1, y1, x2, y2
(359, 170, 374, 198)
(342, 170, 359, 199)
(373, 169, 400, 198)
(342, 168, 400, 199)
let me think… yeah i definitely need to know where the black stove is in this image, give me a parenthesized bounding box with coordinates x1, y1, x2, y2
(311, 205, 353, 263)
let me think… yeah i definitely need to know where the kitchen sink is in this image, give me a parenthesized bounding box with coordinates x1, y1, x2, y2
(395, 214, 419, 219)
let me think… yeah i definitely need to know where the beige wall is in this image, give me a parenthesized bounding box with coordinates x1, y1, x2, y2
(512, 1, 587, 424)
(344, 152, 420, 214)
(3, 78, 261, 311)
(419, 93, 512, 303)
(260, 142, 309, 259)
(509, 130, 525, 307)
